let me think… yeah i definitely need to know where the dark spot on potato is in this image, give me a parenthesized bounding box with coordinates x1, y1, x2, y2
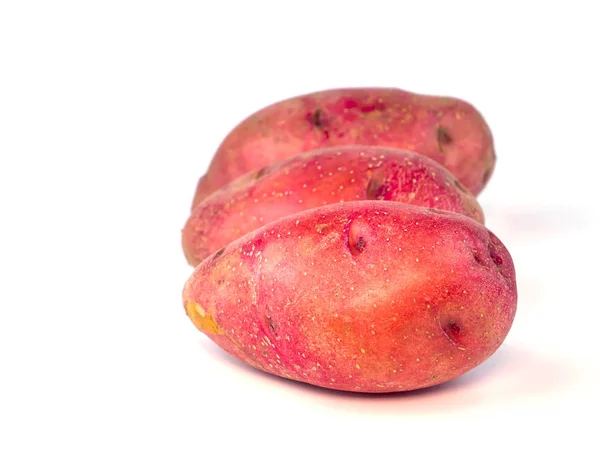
(347, 218, 370, 257)
(436, 126, 453, 154)
(453, 179, 468, 194)
(315, 223, 330, 234)
(354, 237, 367, 253)
(213, 247, 225, 261)
(366, 177, 382, 200)
(217, 279, 224, 285)
(488, 243, 503, 266)
(482, 168, 491, 184)
(472, 250, 485, 266)
(447, 322, 461, 334)
(487, 231, 511, 280)
(366, 168, 390, 200)
(267, 315, 277, 335)
(253, 167, 268, 180)
(442, 320, 462, 344)
(309, 109, 327, 129)
(437, 126, 453, 144)
(348, 233, 368, 256)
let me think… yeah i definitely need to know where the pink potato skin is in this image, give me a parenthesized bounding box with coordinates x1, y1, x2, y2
(192, 87, 495, 206)
(183, 202, 517, 393)
(183, 146, 484, 266)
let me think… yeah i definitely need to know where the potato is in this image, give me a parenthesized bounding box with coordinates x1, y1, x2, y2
(183, 146, 484, 266)
(192, 87, 495, 206)
(183, 201, 517, 393)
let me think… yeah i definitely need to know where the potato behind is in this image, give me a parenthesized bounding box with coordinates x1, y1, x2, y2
(183, 201, 517, 393)
(183, 146, 484, 266)
(192, 87, 495, 206)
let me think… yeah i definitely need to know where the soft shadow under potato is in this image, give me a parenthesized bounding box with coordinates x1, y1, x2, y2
(198, 338, 578, 416)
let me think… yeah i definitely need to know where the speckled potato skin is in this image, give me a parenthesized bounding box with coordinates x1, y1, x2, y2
(183, 146, 484, 266)
(183, 202, 517, 393)
(192, 87, 495, 206)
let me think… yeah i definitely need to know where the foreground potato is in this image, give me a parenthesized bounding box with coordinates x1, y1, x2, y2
(193, 87, 495, 206)
(183, 147, 484, 266)
(183, 202, 517, 393)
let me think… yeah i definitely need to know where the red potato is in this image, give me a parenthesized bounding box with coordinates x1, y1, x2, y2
(183, 146, 484, 266)
(192, 87, 495, 206)
(183, 202, 517, 393)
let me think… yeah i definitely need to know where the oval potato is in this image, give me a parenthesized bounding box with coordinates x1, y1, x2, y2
(193, 87, 495, 206)
(183, 201, 517, 393)
(183, 146, 484, 266)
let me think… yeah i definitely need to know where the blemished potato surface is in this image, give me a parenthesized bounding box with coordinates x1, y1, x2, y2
(192, 87, 495, 206)
(183, 146, 484, 266)
(183, 201, 517, 393)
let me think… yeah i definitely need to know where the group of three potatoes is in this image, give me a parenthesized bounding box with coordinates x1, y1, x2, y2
(181, 88, 517, 393)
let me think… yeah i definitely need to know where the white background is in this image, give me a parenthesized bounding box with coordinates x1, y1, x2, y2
(1, 1, 599, 449)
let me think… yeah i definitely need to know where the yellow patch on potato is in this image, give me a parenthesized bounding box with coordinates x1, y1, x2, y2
(184, 300, 223, 335)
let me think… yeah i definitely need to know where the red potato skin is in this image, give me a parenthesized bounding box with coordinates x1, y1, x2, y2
(183, 146, 484, 266)
(192, 87, 495, 206)
(183, 202, 517, 393)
